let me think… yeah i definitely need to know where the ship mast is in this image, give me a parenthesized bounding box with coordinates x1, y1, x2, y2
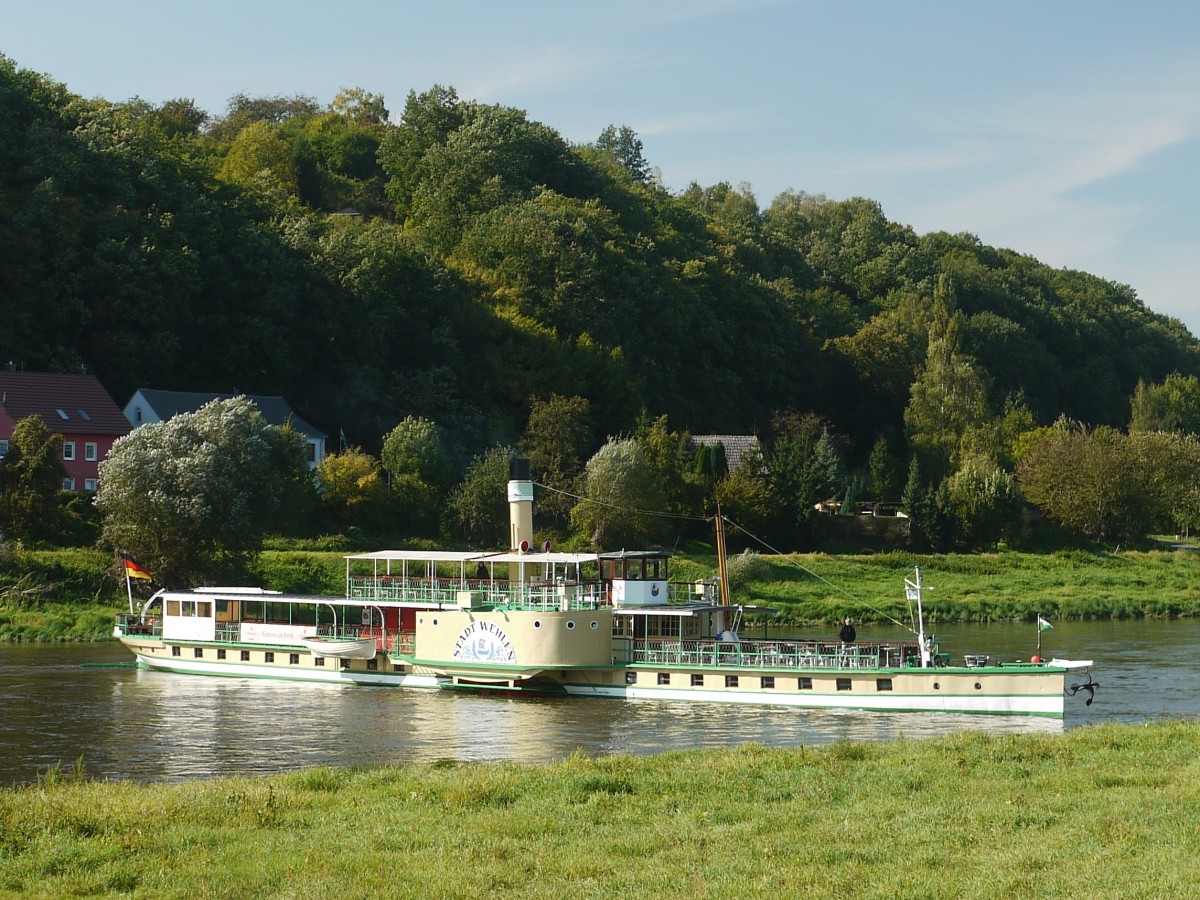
(715, 504, 730, 608)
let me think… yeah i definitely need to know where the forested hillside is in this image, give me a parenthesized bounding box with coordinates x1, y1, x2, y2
(5, 55, 1200, 555)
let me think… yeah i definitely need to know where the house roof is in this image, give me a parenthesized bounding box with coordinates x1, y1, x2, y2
(0, 371, 131, 436)
(131, 389, 326, 440)
(689, 434, 761, 472)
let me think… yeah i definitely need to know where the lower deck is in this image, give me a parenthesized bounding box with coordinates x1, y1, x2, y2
(120, 634, 1069, 717)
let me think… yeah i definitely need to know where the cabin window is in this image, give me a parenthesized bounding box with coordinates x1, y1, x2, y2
(836, 678, 852, 691)
(217, 649, 226, 660)
(171, 646, 181, 657)
(725, 675, 739, 688)
(649, 618, 680, 638)
(625, 671, 637, 685)
(798, 677, 812, 690)
(566, 621, 576, 630)
(690, 674, 704, 687)
(362, 608, 383, 627)
(657, 673, 670, 685)
(367, 659, 378, 670)
(180, 602, 194, 618)
(196, 602, 212, 618)
(340, 659, 350, 669)
(193, 648, 203, 658)
(611, 617, 633, 638)
(975, 683, 983, 691)
(289, 653, 300, 665)
(315, 657, 325, 667)
(264, 652, 275, 663)
(876, 678, 893, 692)
(681, 618, 701, 638)
(761, 676, 775, 689)
(240, 650, 250, 661)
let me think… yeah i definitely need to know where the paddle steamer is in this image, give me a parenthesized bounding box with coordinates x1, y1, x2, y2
(115, 463, 1094, 717)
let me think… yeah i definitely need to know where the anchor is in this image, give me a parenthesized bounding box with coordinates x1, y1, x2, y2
(1066, 671, 1100, 706)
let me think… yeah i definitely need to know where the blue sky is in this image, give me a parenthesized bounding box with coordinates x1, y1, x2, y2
(6, 0, 1200, 335)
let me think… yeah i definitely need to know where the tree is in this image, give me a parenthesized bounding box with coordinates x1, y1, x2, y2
(570, 437, 668, 548)
(315, 447, 390, 531)
(904, 288, 990, 477)
(596, 124, 649, 182)
(329, 87, 389, 126)
(520, 394, 592, 524)
(381, 416, 449, 484)
(447, 446, 514, 546)
(945, 456, 1024, 550)
(96, 398, 310, 586)
(1016, 421, 1152, 545)
(1129, 373, 1200, 435)
(0, 416, 66, 541)
(217, 120, 299, 201)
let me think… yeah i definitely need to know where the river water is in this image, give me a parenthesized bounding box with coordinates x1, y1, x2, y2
(0, 619, 1192, 785)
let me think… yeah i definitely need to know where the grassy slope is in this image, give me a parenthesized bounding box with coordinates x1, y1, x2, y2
(2, 721, 1197, 898)
(3, 548, 1199, 640)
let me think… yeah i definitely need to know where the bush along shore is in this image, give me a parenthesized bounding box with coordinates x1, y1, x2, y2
(3, 547, 1200, 642)
(2, 721, 1199, 897)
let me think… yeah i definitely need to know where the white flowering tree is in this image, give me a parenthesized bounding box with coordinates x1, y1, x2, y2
(95, 397, 309, 587)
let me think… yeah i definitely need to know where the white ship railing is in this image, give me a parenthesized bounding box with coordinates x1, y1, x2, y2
(621, 638, 922, 670)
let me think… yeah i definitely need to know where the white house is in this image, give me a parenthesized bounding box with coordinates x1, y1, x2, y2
(123, 389, 327, 468)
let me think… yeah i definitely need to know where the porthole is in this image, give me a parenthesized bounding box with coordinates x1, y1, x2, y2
(933, 682, 941, 690)
(566, 621, 576, 630)
(533, 620, 542, 628)
(432, 618, 438, 626)
(418, 617, 424, 626)
(590, 620, 599, 630)
(974, 682, 982, 690)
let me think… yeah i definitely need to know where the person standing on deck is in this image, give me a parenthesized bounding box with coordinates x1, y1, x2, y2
(839, 617, 857, 664)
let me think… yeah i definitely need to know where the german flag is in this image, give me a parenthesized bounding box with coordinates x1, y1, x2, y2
(123, 556, 153, 582)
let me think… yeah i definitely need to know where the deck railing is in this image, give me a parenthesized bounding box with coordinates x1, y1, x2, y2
(346, 576, 608, 611)
(620, 638, 921, 670)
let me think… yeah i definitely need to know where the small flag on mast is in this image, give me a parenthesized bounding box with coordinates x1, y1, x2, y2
(1037, 616, 1053, 632)
(123, 556, 153, 582)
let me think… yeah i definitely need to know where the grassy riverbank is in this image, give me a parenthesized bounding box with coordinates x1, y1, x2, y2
(2, 721, 1197, 898)
(2, 546, 1199, 641)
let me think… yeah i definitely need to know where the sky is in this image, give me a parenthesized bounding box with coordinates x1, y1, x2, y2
(5, 0, 1200, 334)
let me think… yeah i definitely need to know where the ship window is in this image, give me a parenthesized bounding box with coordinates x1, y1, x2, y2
(625, 671, 637, 685)
(566, 621, 576, 630)
(193, 648, 202, 658)
(264, 652, 274, 663)
(340, 659, 350, 669)
(933, 682, 940, 690)
(240, 650, 250, 661)
(534, 620, 542, 629)
(657, 672, 670, 685)
(761, 676, 775, 689)
(367, 659, 378, 670)
(725, 675, 739, 688)
(975, 683, 982, 691)
(798, 677, 812, 690)
(171, 646, 181, 657)
(167, 600, 181, 616)
(876, 678, 893, 692)
(590, 621, 598, 630)
(836, 678, 852, 691)
(289, 653, 300, 665)
(196, 602, 211, 618)
(315, 656, 325, 667)
(691, 674, 704, 687)
(216, 649, 226, 660)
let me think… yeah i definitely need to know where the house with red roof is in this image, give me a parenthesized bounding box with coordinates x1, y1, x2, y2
(0, 367, 131, 491)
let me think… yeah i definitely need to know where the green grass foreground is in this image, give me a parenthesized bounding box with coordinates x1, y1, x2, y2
(1, 721, 1197, 898)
